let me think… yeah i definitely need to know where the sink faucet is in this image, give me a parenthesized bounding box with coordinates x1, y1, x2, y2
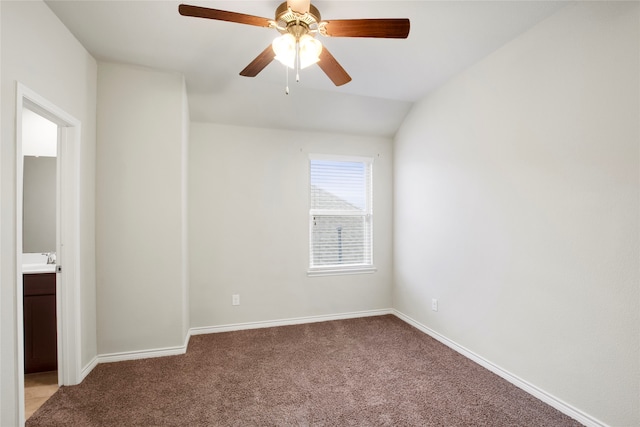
(42, 252, 56, 265)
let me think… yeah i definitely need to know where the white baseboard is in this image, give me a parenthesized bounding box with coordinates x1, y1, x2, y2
(80, 356, 99, 382)
(80, 309, 392, 378)
(96, 342, 189, 364)
(190, 308, 393, 335)
(392, 309, 607, 427)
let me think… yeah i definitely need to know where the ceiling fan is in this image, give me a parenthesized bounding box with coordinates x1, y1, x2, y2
(179, 0, 410, 87)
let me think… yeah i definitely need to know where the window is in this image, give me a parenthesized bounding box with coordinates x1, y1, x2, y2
(309, 155, 374, 275)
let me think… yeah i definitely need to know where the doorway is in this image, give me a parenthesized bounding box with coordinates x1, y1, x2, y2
(16, 83, 82, 426)
(21, 106, 59, 418)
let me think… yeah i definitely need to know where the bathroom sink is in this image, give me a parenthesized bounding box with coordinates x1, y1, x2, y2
(22, 253, 56, 274)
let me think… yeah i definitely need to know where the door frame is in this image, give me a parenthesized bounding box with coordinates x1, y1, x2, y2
(15, 83, 82, 424)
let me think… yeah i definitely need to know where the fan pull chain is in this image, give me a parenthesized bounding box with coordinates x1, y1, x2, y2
(296, 40, 300, 82)
(285, 66, 289, 95)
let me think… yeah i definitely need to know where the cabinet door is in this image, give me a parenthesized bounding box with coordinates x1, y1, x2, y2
(24, 274, 57, 373)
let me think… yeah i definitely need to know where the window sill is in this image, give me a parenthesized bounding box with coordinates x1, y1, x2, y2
(307, 266, 377, 277)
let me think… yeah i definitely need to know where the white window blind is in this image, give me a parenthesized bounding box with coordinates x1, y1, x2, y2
(309, 156, 373, 273)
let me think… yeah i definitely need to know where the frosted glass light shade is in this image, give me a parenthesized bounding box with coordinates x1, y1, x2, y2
(273, 33, 322, 70)
(298, 34, 322, 69)
(273, 33, 296, 69)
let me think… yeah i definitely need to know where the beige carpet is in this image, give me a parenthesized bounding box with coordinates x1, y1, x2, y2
(27, 315, 582, 426)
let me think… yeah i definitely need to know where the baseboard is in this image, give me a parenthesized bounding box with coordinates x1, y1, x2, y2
(392, 309, 607, 427)
(80, 356, 99, 382)
(80, 309, 391, 376)
(96, 342, 189, 364)
(190, 308, 393, 335)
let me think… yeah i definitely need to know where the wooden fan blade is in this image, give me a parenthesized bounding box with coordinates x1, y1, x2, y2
(287, 0, 310, 14)
(179, 4, 272, 28)
(317, 47, 352, 86)
(323, 19, 410, 38)
(240, 45, 276, 77)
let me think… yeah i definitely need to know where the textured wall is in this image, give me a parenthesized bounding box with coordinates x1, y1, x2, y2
(0, 1, 97, 425)
(393, 2, 639, 425)
(189, 123, 393, 328)
(96, 62, 189, 354)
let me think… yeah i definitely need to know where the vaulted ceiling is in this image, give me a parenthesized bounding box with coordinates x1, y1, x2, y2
(45, 1, 567, 137)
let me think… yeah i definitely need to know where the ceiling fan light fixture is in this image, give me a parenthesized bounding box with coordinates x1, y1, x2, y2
(179, 2, 409, 87)
(273, 33, 322, 70)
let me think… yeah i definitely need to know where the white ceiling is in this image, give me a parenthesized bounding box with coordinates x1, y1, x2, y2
(45, 0, 568, 137)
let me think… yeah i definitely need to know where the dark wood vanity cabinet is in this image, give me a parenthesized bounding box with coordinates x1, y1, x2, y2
(23, 273, 57, 373)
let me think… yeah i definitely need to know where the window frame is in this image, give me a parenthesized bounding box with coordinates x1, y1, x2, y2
(307, 154, 376, 277)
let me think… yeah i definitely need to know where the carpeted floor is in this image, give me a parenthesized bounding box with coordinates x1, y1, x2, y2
(27, 315, 583, 426)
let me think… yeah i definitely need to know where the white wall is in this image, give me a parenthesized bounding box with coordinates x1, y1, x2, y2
(0, 1, 97, 425)
(393, 2, 639, 426)
(189, 123, 393, 328)
(96, 62, 189, 354)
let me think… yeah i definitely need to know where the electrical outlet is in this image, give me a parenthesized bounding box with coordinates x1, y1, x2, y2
(431, 298, 438, 312)
(232, 294, 240, 306)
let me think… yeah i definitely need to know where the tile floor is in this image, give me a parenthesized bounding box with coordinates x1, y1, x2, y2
(25, 371, 58, 420)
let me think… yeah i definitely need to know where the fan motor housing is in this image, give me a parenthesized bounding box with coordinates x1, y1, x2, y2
(275, 2, 321, 36)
